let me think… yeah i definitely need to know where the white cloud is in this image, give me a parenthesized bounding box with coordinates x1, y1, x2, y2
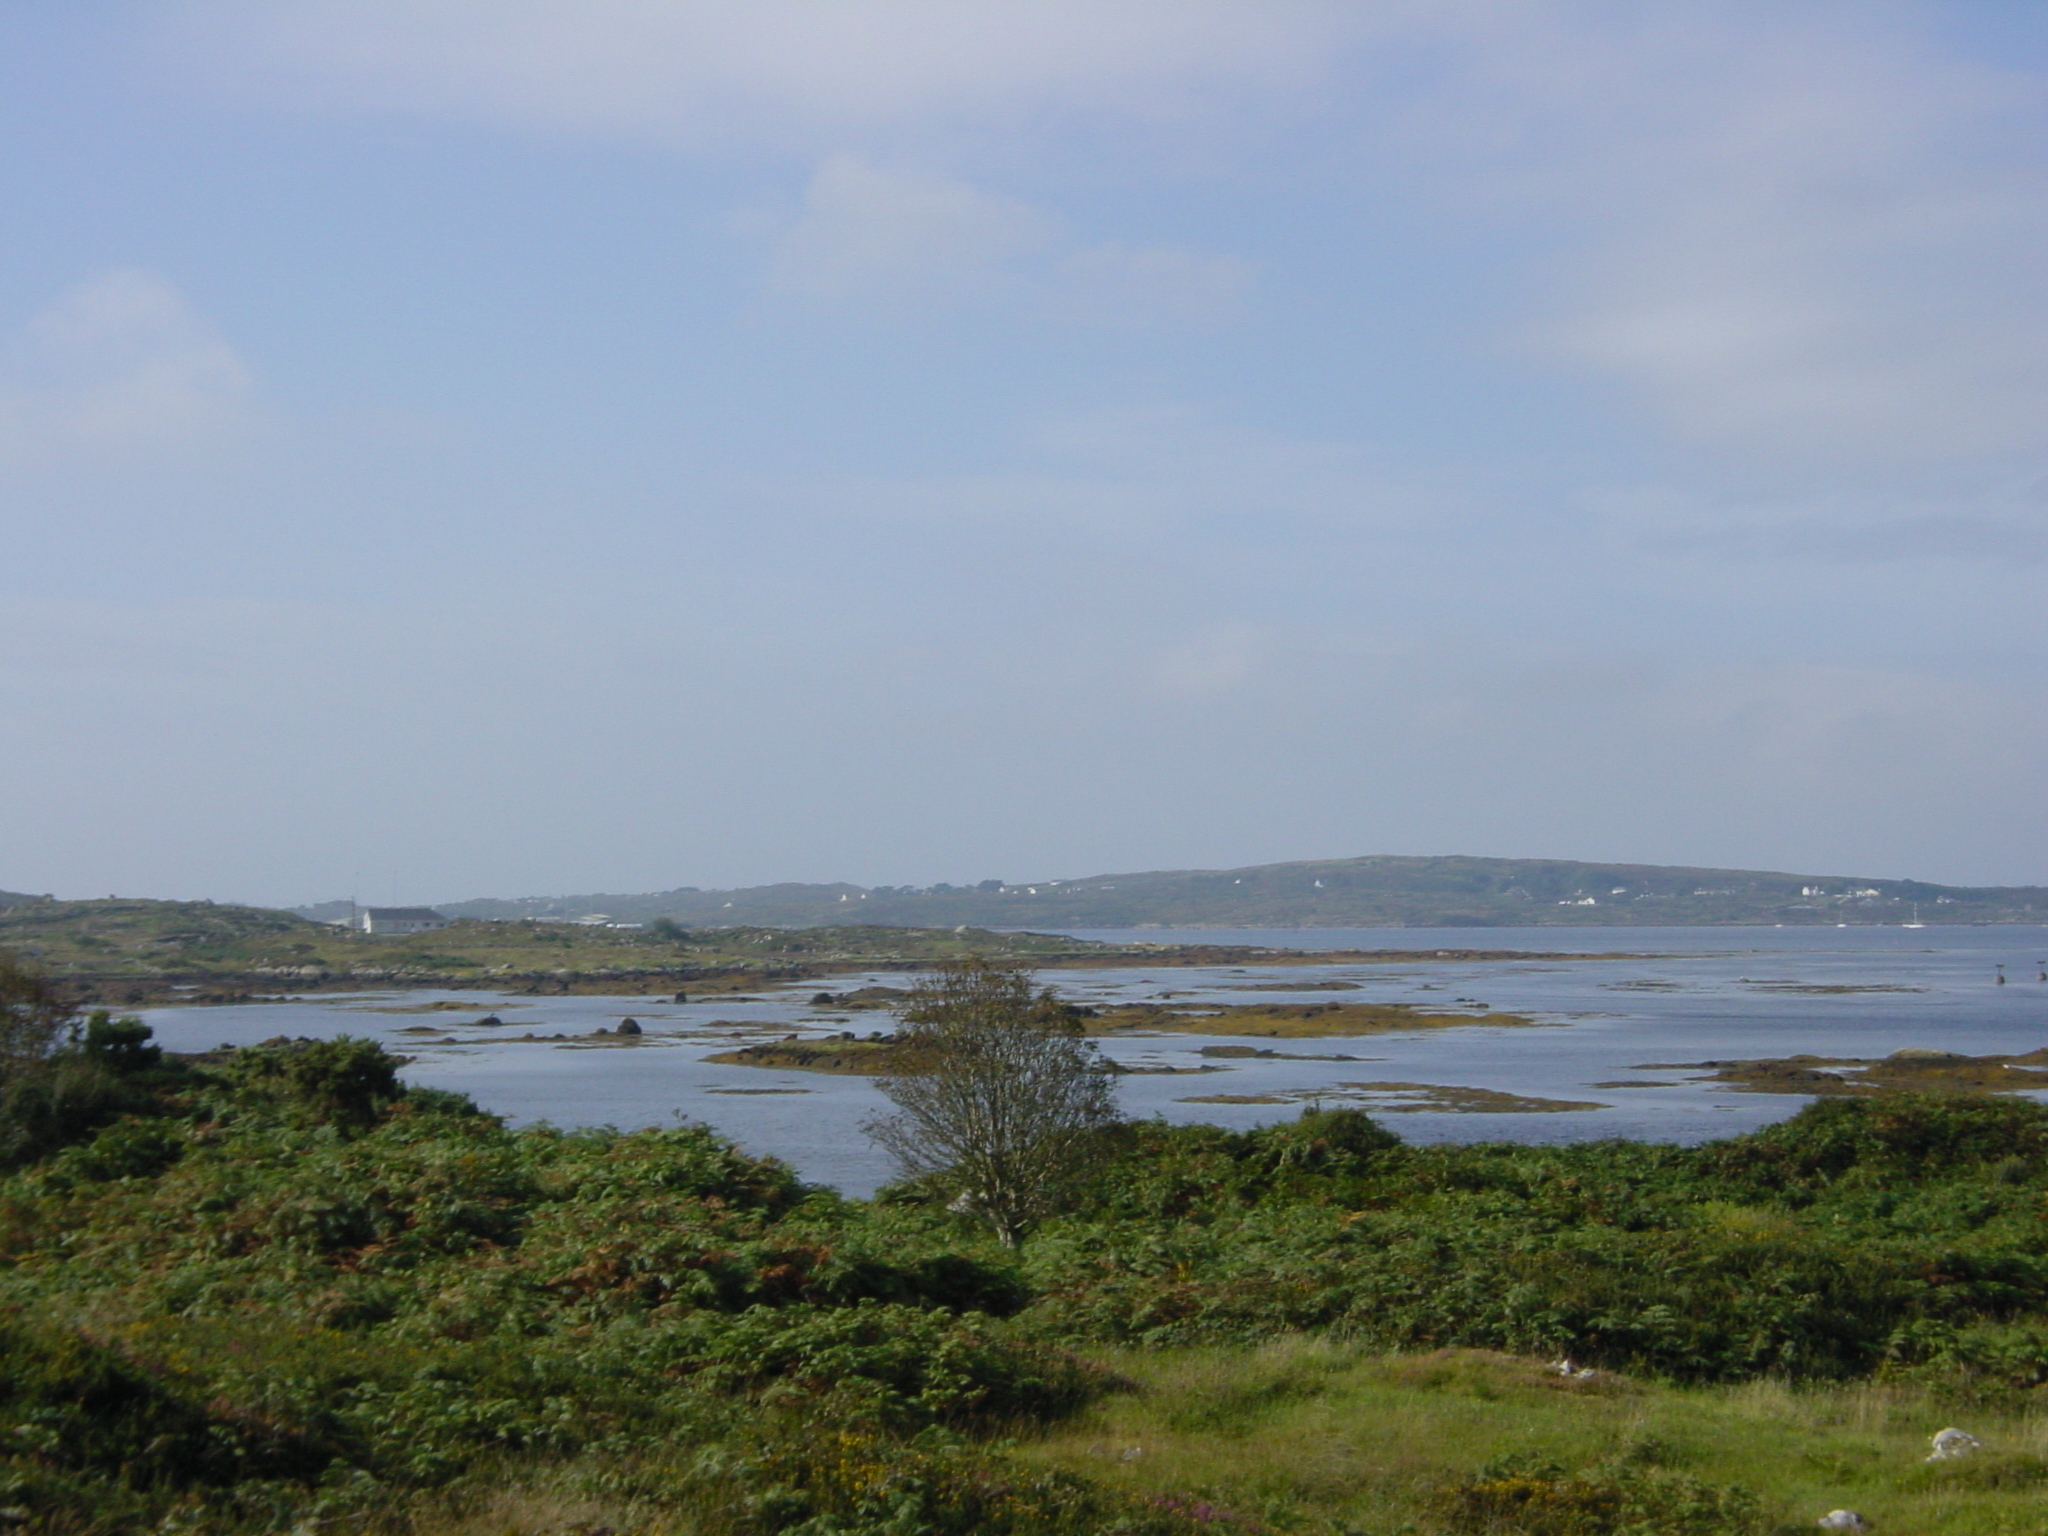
(173, 2, 2048, 473)
(1645, 661, 2021, 794)
(1474, 10, 2048, 466)
(1053, 242, 1252, 327)
(170, 0, 1384, 145)
(1588, 480, 2048, 565)
(812, 403, 1445, 536)
(0, 270, 254, 470)
(1156, 623, 1263, 696)
(754, 156, 1250, 323)
(762, 155, 1054, 302)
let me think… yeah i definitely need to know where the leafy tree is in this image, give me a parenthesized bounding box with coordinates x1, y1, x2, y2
(865, 958, 1119, 1248)
(81, 1010, 162, 1074)
(0, 952, 75, 1067)
(0, 963, 168, 1167)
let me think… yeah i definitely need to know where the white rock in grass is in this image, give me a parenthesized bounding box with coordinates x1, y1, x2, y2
(1928, 1427, 1982, 1461)
(1816, 1512, 1869, 1532)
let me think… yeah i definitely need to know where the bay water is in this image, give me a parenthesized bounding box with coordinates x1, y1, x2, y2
(138, 925, 2048, 1195)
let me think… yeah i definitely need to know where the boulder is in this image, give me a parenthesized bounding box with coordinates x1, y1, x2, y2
(1927, 1427, 1982, 1461)
(616, 1017, 642, 1036)
(1817, 1512, 1868, 1532)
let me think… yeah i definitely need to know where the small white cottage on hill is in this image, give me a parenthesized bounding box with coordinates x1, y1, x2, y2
(358, 906, 449, 936)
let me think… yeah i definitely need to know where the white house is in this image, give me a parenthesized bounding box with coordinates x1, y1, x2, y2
(359, 906, 450, 936)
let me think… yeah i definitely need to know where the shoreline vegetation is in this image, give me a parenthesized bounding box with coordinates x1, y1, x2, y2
(6, 1002, 2048, 1533)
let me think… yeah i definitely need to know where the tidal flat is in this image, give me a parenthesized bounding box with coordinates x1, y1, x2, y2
(1177, 1081, 1606, 1113)
(1082, 998, 1528, 1037)
(134, 923, 2048, 1196)
(1644, 1045, 2048, 1096)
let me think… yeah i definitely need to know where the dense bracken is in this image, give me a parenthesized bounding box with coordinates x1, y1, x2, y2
(5, 1010, 2048, 1532)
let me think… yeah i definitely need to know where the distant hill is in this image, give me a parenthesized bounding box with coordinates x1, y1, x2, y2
(0, 895, 1141, 1006)
(300, 854, 2048, 930)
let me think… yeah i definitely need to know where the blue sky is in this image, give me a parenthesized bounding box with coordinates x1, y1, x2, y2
(3, 2, 2045, 906)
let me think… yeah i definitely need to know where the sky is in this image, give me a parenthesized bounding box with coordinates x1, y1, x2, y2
(2, 1, 2046, 907)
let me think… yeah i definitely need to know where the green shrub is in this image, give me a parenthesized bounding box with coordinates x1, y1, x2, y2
(49, 1115, 185, 1182)
(660, 1302, 1100, 1430)
(12, 1083, 2048, 1531)
(218, 1036, 403, 1132)
(0, 1057, 144, 1169)
(1435, 1455, 1767, 1536)
(1707, 1095, 2048, 1193)
(0, 1313, 329, 1489)
(700, 1428, 1269, 1536)
(79, 1012, 160, 1074)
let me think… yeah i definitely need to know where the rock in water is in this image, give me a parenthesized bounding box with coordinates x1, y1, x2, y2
(616, 1018, 642, 1036)
(1927, 1427, 1982, 1461)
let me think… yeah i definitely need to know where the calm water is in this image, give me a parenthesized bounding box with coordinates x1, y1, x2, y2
(140, 926, 2048, 1195)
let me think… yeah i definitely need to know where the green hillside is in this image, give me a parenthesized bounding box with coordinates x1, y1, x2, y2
(393, 853, 2047, 930)
(0, 898, 1139, 1007)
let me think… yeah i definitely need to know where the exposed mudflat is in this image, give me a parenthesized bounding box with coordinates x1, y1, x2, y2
(703, 1037, 916, 1075)
(1640, 1046, 2048, 1096)
(1085, 999, 1532, 1037)
(1179, 1081, 1604, 1113)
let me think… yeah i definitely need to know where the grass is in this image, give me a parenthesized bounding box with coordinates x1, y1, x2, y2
(1015, 1340, 2048, 1535)
(247, 1341, 2048, 1535)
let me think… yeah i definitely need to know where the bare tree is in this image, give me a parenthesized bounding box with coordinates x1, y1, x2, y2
(863, 958, 1119, 1248)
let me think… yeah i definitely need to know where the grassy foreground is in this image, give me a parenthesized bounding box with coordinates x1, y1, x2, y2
(9, 1006, 2048, 1532)
(1020, 1342, 2048, 1536)
(334, 1349, 2048, 1535)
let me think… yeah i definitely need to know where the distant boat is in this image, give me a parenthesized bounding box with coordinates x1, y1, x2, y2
(1902, 903, 1925, 929)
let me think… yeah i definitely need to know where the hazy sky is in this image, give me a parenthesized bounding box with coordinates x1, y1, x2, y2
(3, 2, 2046, 906)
